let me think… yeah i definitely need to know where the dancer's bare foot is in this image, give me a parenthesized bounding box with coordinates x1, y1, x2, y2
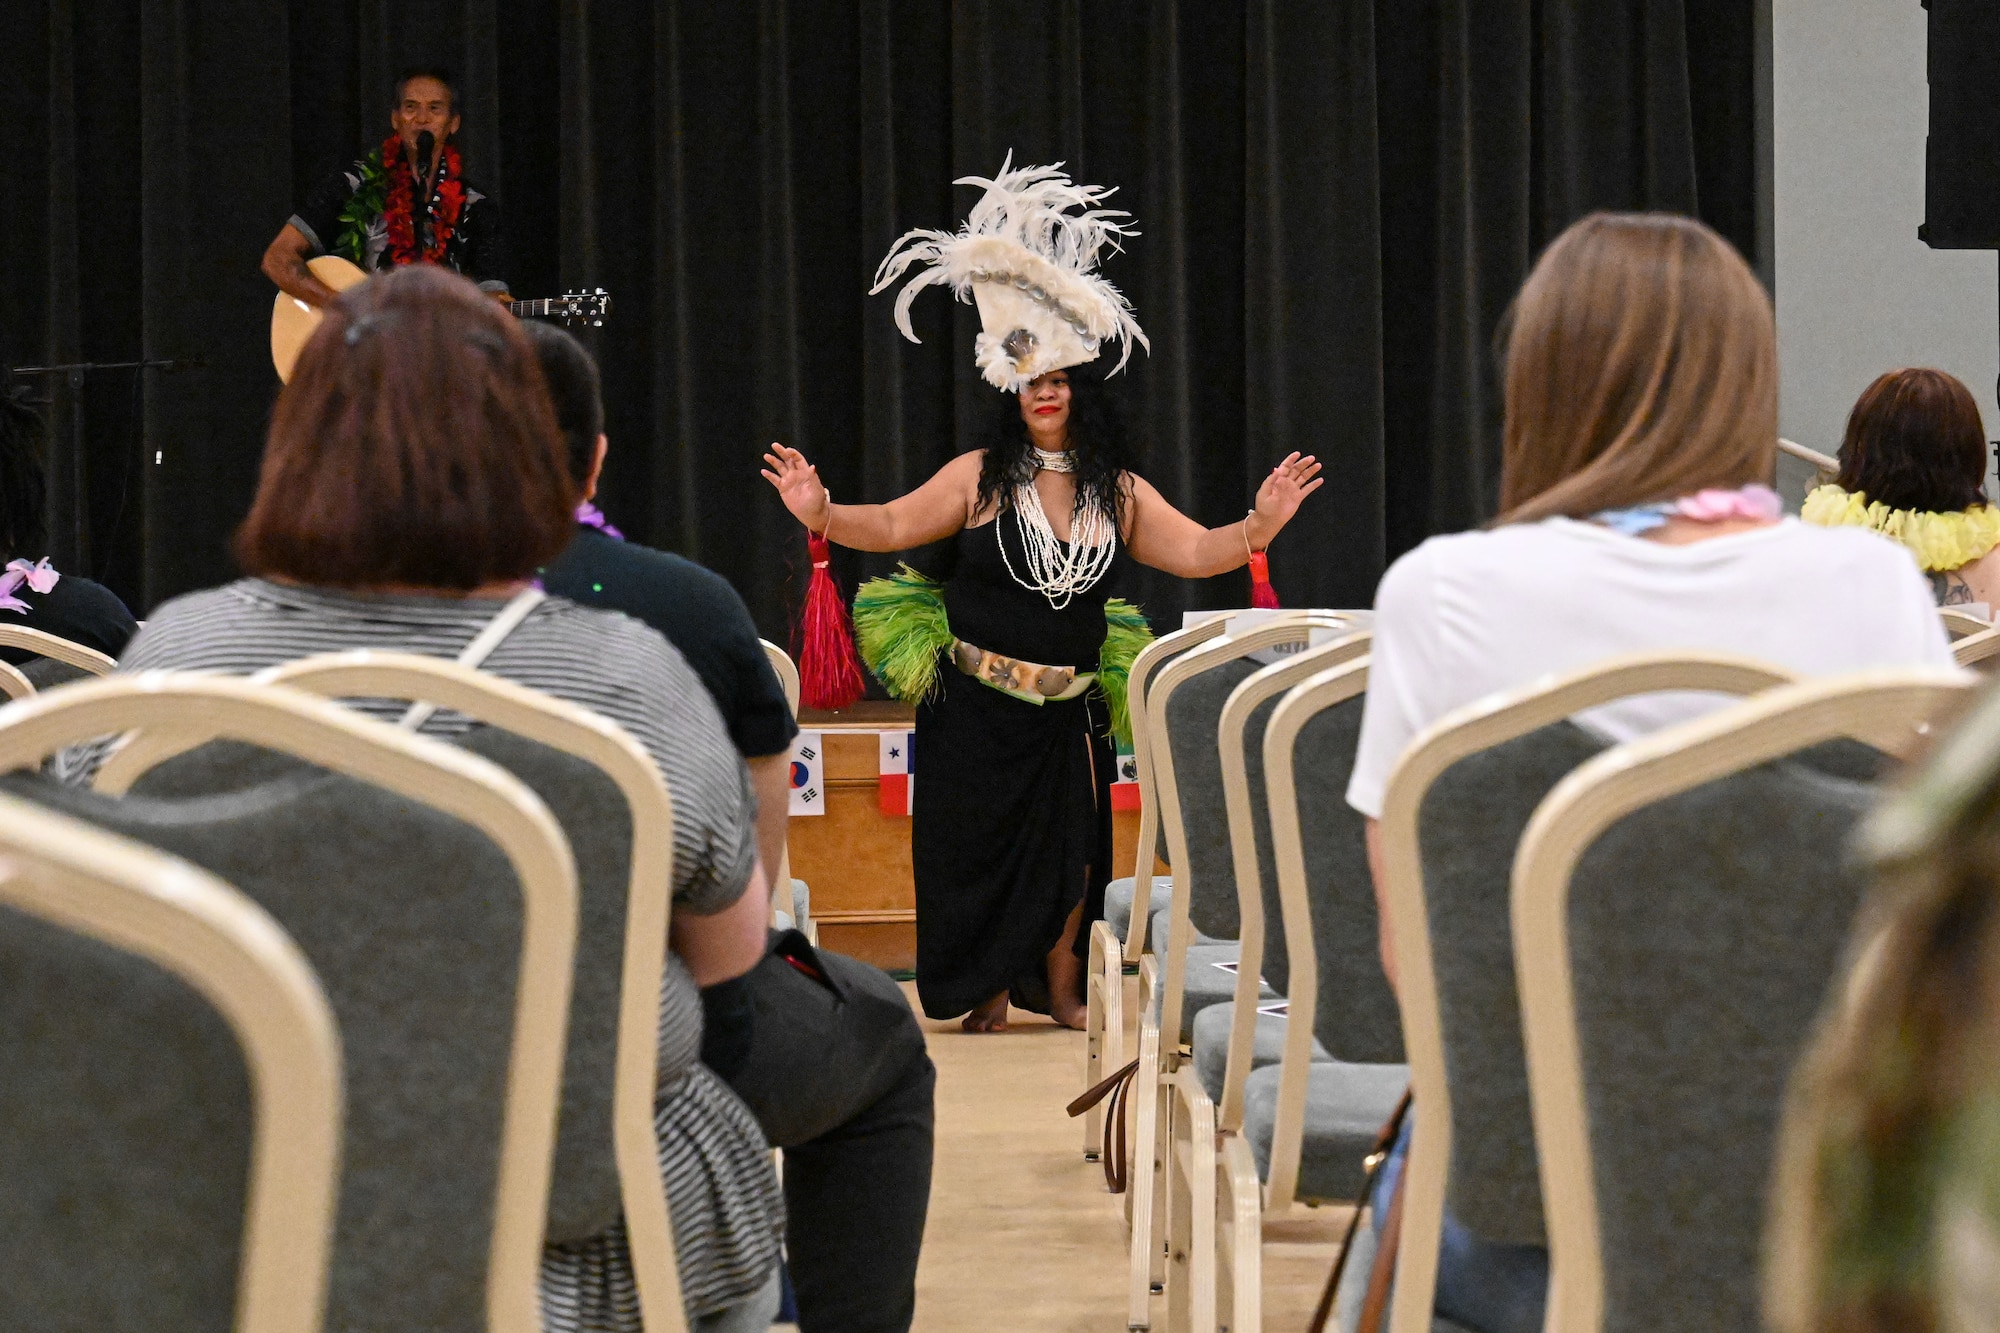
(1047, 901, 1089, 1030)
(962, 993, 1010, 1033)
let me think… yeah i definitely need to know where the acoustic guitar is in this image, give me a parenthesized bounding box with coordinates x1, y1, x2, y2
(270, 255, 611, 382)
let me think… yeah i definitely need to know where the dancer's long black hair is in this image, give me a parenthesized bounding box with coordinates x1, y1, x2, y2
(976, 369, 1137, 531)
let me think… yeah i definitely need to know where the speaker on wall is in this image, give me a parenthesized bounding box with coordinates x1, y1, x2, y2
(1923, 0, 2000, 249)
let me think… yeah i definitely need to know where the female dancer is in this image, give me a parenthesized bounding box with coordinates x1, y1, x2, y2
(762, 368, 1320, 1030)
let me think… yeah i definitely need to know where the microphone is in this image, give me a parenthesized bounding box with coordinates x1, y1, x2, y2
(415, 130, 436, 188)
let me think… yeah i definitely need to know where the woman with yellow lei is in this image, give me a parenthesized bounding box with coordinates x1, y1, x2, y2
(1802, 368, 2000, 608)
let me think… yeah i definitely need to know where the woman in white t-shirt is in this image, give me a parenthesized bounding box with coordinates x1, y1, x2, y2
(1343, 212, 1955, 1333)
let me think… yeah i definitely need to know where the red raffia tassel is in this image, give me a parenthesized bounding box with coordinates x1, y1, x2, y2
(1248, 550, 1281, 609)
(794, 531, 866, 712)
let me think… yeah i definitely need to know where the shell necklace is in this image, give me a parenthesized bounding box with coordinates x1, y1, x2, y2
(1000, 450, 1117, 609)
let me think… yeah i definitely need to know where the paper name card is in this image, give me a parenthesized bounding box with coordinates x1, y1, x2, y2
(1224, 607, 1371, 665)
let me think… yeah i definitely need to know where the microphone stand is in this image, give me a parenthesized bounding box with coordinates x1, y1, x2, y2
(7, 356, 205, 576)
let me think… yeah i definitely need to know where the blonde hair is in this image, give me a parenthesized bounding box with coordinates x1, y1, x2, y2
(1496, 212, 1778, 524)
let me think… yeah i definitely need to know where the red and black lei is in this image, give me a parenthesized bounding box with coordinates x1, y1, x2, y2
(379, 131, 466, 267)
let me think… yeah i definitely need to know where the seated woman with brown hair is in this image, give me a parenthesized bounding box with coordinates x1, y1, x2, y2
(1802, 367, 2000, 610)
(59, 265, 783, 1333)
(1344, 213, 1957, 1333)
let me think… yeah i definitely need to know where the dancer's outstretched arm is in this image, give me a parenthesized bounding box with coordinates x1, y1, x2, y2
(761, 444, 980, 553)
(1124, 452, 1323, 578)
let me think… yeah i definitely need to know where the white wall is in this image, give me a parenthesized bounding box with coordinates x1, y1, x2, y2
(1772, 0, 1997, 474)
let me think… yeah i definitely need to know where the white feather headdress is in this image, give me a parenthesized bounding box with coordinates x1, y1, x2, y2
(870, 154, 1150, 392)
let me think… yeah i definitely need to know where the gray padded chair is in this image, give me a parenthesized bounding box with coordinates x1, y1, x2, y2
(0, 623, 117, 690)
(1512, 673, 1963, 1333)
(1419, 722, 1609, 1248)
(455, 727, 654, 1248)
(101, 703, 691, 1331)
(1558, 755, 1876, 1333)
(0, 792, 340, 1333)
(1189, 634, 1373, 1105)
(1104, 828, 1168, 940)
(1239, 688, 1408, 1197)
(1098, 621, 1225, 953)
(3, 750, 540, 1332)
(1155, 653, 1275, 1037)
(1130, 613, 1354, 1331)
(1083, 619, 1224, 1168)
(1377, 652, 1797, 1333)
(1195, 656, 1406, 1333)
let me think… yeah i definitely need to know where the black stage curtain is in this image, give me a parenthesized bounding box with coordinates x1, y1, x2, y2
(0, 0, 1755, 639)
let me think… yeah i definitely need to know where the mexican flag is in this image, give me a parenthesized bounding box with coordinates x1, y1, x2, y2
(1112, 738, 1141, 811)
(879, 729, 915, 816)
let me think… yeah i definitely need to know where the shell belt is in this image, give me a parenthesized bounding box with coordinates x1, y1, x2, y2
(951, 638, 1096, 705)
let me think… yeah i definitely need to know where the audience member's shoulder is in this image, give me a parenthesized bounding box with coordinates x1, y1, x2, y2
(532, 593, 700, 677)
(136, 579, 270, 631)
(1376, 524, 1535, 596)
(1771, 517, 1933, 579)
(53, 571, 134, 615)
(610, 540, 750, 613)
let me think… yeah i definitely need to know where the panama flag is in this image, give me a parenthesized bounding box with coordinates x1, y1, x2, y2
(1111, 739, 1141, 811)
(788, 730, 825, 816)
(878, 729, 915, 816)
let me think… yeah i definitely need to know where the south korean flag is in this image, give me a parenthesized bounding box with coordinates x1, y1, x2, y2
(788, 730, 826, 816)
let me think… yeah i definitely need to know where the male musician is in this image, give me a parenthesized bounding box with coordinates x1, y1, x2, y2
(261, 68, 510, 307)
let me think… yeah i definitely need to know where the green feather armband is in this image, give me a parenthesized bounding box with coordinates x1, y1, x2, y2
(852, 568, 955, 705)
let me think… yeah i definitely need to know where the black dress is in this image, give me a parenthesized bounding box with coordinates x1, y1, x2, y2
(911, 515, 1118, 1019)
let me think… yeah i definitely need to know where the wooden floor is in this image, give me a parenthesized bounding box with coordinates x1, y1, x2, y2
(903, 981, 1348, 1332)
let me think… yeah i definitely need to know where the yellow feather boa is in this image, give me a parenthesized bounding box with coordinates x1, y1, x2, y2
(1800, 484, 2000, 572)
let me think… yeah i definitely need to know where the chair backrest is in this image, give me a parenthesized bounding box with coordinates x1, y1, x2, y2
(0, 623, 119, 677)
(1515, 670, 1970, 1333)
(1249, 656, 1411, 1205)
(105, 652, 690, 1333)
(1952, 622, 2000, 669)
(1939, 607, 1989, 640)
(0, 790, 340, 1333)
(759, 639, 802, 926)
(760, 638, 801, 716)
(1151, 612, 1361, 1045)
(0, 658, 32, 700)
(1118, 616, 1229, 958)
(0, 674, 576, 1333)
(1380, 653, 1797, 1333)
(1220, 631, 1374, 998)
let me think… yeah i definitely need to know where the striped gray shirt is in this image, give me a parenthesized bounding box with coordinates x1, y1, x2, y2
(60, 578, 782, 1325)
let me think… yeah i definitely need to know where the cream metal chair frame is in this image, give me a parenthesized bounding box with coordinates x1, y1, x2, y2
(95, 652, 692, 1333)
(1141, 611, 1361, 1333)
(0, 673, 579, 1333)
(1085, 617, 1230, 1166)
(758, 640, 813, 942)
(0, 660, 33, 701)
(1953, 623, 2000, 669)
(0, 790, 342, 1333)
(1940, 607, 1990, 641)
(1377, 653, 1797, 1333)
(1512, 669, 1970, 1333)
(1211, 647, 1372, 1333)
(1777, 437, 1838, 484)
(0, 624, 118, 676)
